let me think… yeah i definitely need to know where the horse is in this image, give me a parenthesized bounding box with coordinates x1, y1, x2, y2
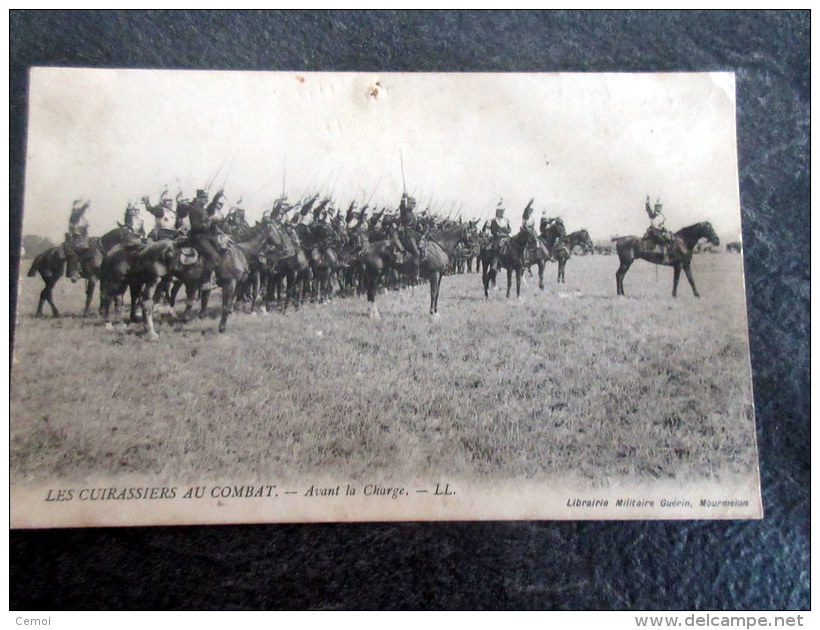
(262, 223, 311, 313)
(527, 219, 571, 287)
(357, 235, 406, 320)
(298, 222, 342, 304)
(484, 227, 539, 299)
(26, 238, 106, 317)
(418, 221, 477, 316)
(566, 229, 594, 255)
(111, 221, 277, 339)
(613, 221, 720, 297)
(726, 241, 742, 253)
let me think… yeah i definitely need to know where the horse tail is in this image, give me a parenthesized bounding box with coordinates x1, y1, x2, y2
(27, 256, 40, 277)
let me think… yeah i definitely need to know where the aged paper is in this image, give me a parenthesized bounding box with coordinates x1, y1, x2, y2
(12, 69, 761, 527)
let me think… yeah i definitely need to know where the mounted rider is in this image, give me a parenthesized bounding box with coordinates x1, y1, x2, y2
(520, 198, 537, 262)
(176, 188, 226, 272)
(540, 212, 566, 252)
(644, 195, 675, 260)
(489, 199, 511, 271)
(224, 201, 251, 238)
(398, 192, 425, 261)
(123, 202, 146, 240)
(311, 201, 337, 247)
(143, 190, 178, 241)
(64, 198, 91, 282)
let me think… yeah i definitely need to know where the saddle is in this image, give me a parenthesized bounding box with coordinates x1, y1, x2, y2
(643, 228, 674, 253)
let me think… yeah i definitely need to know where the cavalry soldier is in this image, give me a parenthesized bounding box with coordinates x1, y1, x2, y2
(264, 195, 290, 223)
(64, 198, 91, 282)
(123, 202, 146, 238)
(489, 199, 511, 272)
(176, 188, 225, 272)
(225, 204, 251, 237)
(539, 212, 564, 249)
(520, 198, 537, 261)
(398, 192, 424, 260)
(645, 194, 674, 259)
(143, 191, 179, 240)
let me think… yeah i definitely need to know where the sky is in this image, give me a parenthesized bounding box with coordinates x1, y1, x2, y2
(23, 69, 742, 244)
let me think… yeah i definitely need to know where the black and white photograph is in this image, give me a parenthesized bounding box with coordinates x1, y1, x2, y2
(11, 68, 762, 527)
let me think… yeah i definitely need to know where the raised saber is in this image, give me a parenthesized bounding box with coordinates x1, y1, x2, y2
(400, 151, 407, 194)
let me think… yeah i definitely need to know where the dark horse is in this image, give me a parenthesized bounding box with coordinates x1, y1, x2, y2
(566, 229, 594, 255)
(25, 226, 132, 317)
(482, 227, 539, 299)
(419, 222, 477, 316)
(100, 222, 277, 339)
(613, 221, 720, 297)
(357, 234, 406, 320)
(531, 219, 570, 287)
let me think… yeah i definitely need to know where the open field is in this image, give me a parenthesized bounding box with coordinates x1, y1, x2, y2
(12, 253, 757, 488)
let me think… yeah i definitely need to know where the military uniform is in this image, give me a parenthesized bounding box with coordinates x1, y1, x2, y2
(226, 207, 251, 237)
(520, 199, 538, 260)
(176, 189, 224, 270)
(144, 195, 178, 240)
(398, 193, 422, 258)
(65, 199, 90, 281)
(489, 201, 511, 272)
(124, 204, 146, 238)
(645, 196, 673, 255)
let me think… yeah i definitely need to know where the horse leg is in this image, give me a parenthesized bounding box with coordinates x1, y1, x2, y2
(516, 269, 522, 299)
(83, 277, 96, 316)
(367, 268, 381, 320)
(434, 272, 443, 315)
(199, 287, 210, 319)
(615, 259, 632, 296)
(218, 279, 235, 333)
(428, 272, 437, 315)
(141, 280, 160, 341)
(506, 267, 513, 299)
(682, 264, 700, 298)
(181, 282, 197, 322)
(169, 279, 183, 307)
(538, 261, 545, 290)
(672, 263, 682, 298)
(482, 262, 490, 299)
(129, 279, 142, 323)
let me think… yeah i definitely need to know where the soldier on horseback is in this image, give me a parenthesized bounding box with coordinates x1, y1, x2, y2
(225, 204, 251, 237)
(176, 188, 226, 273)
(489, 200, 511, 272)
(398, 192, 424, 261)
(64, 198, 91, 282)
(644, 195, 674, 261)
(143, 191, 178, 241)
(123, 202, 146, 239)
(520, 199, 538, 263)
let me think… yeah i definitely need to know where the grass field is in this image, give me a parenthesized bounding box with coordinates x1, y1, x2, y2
(11, 253, 758, 487)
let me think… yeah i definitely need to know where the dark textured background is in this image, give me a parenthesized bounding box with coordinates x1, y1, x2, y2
(9, 10, 809, 610)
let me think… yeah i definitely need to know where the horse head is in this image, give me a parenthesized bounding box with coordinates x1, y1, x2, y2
(702, 221, 720, 247)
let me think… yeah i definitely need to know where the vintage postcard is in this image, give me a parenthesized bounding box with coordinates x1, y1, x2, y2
(11, 69, 761, 527)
